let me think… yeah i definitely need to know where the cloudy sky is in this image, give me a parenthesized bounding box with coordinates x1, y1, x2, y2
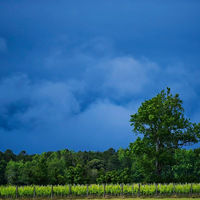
(0, 0, 200, 154)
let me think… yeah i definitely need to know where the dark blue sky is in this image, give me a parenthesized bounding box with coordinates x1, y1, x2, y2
(0, 0, 200, 154)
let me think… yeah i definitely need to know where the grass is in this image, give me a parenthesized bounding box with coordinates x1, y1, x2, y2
(1, 198, 200, 200)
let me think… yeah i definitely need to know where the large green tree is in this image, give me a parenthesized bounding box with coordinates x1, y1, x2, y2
(130, 88, 200, 181)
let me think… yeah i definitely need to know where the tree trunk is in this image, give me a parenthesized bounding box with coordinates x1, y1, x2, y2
(156, 138, 161, 178)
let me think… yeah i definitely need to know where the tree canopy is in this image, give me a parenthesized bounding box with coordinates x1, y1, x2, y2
(130, 88, 200, 182)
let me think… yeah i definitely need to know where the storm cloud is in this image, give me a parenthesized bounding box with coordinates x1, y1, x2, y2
(0, 0, 200, 153)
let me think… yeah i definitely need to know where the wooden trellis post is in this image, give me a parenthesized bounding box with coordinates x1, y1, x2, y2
(103, 184, 106, 197)
(121, 184, 123, 197)
(16, 186, 19, 199)
(87, 184, 89, 197)
(33, 186, 36, 198)
(138, 183, 140, 197)
(51, 185, 53, 199)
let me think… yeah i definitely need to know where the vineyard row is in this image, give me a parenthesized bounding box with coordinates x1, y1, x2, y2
(1, 183, 200, 198)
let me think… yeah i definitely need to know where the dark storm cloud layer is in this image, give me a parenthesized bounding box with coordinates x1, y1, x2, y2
(0, 0, 200, 153)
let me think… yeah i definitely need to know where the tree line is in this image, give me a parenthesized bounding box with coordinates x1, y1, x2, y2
(1, 147, 200, 185)
(1, 88, 200, 185)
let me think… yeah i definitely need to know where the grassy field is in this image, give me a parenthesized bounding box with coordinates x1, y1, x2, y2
(1, 198, 200, 200)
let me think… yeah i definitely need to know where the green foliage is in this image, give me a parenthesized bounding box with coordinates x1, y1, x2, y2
(123, 184, 132, 195)
(175, 184, 191, 194)
(0, 160, 7, 185)
(5, 160, 20, 185)
(71, 185, 87, 195)
(18, 186, 34, 197)
(2, 145, 200, 184)
(173, 149, 197, 182)
(89, 184, 102, 195)
(106, 184, 121, 195)
(0, 184, 199, 197)
(159, 183, 174, 194)
(88, 159, 105, 170)
(192, 183, 200, 193)
(65, 164, 85, 184)
(35, 185, 51, 197)
(140, 184, 156, 195)
(118, 168, 130, 183)
(130, 88, 200, 181)
(97, 171, 119, 184)
(47, 152, 66, 185)
(53, 185, 69, 196)
(132, 184, 139, 194)
(0, 185, 16, 197)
